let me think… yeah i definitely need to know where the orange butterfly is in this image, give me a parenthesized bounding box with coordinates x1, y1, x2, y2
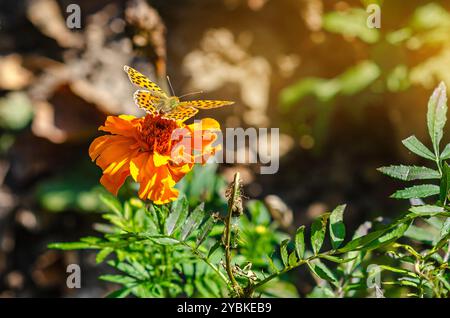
(124, 66, 234, 122)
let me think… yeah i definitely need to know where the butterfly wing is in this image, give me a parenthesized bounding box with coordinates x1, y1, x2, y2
(163, 106, 199, 122)
(133, 90, 160, 115)
(124, 65, 168, 98)
(178, 100, 234, 109)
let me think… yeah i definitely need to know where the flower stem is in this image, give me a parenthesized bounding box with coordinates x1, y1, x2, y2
(224, 172, 243, 297)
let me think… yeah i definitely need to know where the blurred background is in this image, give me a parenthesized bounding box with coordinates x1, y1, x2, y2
(1, 0, 450, 297)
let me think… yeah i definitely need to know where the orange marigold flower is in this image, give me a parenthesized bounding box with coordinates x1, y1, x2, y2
(89, 114, 221, 205)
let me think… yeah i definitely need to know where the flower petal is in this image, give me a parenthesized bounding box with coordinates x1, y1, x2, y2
(89, 134, 139, 195)
(130, 153, 180, 204)
(99, 115, 140, 138)
(153, 151, 170, 167)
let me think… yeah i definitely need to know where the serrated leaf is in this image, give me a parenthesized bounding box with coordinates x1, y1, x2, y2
(361, 221, 411, 251)
(409, 205, 445, 216)
(402, 136, 435, 160)
(107, 260, 146, 280)
(337, 216, 408, 253)
(329, 205, 346, 249)
(311, 213, 330, 255)
(280, 239, 289, 267)
(100, 275, 136, 285)
(196, 216, 216, 247)
(100, 194, 122, 215)
(96, 247, 113, 264)
(427, 82, 448, 154)
(181, 203, 205, 240)
(295, 226, 306, 259)
(377, 165, 440, 181)
(391, 184, 440, 199)
(166, 196, 188, 235)
(441, 143, 450, 159)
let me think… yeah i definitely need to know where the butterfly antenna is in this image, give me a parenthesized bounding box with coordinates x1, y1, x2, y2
(166, 76, 176, 96)
(179, 91, 204, 99)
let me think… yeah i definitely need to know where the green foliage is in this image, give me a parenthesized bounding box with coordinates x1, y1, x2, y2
(50, 83, 450, 298)
(376, 82, 450, 297)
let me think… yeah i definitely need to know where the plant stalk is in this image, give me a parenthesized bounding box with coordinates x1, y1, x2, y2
(224, 172, 243, 297)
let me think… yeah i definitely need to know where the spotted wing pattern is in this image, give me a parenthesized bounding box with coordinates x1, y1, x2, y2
(133, 90, 159, 115)
(163, 106, 199, 122)
(124, 65, 167, 98)
(178, 100, 234, 109)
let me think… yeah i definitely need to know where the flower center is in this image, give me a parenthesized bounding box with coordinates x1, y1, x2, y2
(138, 114, 179, 154)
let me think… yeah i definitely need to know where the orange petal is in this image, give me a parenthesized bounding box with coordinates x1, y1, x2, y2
(130, 153, 180, 204)
(99, 115, 140, 138)
(100, 167, 130, 196)
(168, 162, 193, 182)
(89, 134, 139, 195)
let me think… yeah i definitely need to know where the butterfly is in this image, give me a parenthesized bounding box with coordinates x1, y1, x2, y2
(124, 65, 234, 122)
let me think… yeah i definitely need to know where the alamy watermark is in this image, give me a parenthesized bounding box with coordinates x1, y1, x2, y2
(367, 4, 381, 29)
(66, 264, 81, 289)
(170, 122, 280, 175)
(366, 264, 384, 298)
(66, 4, 81, 29)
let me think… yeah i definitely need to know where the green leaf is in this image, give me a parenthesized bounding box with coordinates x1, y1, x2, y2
(207, 241, 221, 259)
(196, 216, 216, 247)
(307, 260, 338, 285)
(320, 255, 356, 264)
(166, 195, 188, 235)
(267, 255, 280, 274)
(100, 275, 136, 285)
(337, 215, 411, 253)
(402, 136, 435, 160)
(391, 184, 440, 199)
(280, 239, 289, 267)
(150, 237, 180, 245)
(409, 205, 445, 216)
(100, 193, 122, 215)
(440, 162, 450, 203)
(362, 221, 412, 251)
(379, 265, 418, 277)
(295, 226, 306, 259)
(48, 241, 95, 250)
(311, 213, 330, 255)
(257, 280, 299, 298)
(288, 251, 297, 267)
(96, 247, 113, 264)
(329, 205, 346, 249)
(404, 225, 436, 244)
(440, 218, 450, 239)
(441, 143, 450, 159)
(307, 285, 335, 298)
(427, 82, 448, 154)
(377, 165, 440, 181)
(181, 203, 205, 240)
